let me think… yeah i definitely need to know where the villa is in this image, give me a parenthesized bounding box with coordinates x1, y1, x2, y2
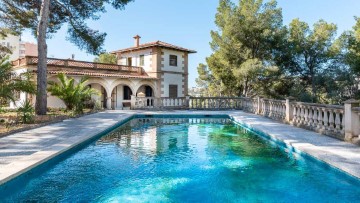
(4, 38, 360, 202)
(11, 35, 196, 109)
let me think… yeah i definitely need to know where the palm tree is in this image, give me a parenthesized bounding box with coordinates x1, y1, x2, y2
(0, 56, 36, 106)
(47, 73, 99, 113)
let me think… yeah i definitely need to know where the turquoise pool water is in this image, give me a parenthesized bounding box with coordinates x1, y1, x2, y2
(1, 117, 360, 202)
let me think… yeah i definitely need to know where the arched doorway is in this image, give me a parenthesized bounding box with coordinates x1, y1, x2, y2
(87, 83, 108, 109)
(136, 85, 153, 97)
(111, 85, 134, 109)
(136, 85, 154, 107)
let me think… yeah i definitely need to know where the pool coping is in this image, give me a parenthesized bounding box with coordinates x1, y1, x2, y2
(0, 110, 359, 188)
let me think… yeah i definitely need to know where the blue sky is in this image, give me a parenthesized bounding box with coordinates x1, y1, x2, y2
(22, 0, 360, 88)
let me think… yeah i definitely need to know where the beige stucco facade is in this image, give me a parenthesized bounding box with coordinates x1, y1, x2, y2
(113, 37, 195, 98)
(11, 57, 158, 110)
(10, 36, 194, 110)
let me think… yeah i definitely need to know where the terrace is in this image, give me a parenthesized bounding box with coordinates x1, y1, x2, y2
(12, 56, 147, 77)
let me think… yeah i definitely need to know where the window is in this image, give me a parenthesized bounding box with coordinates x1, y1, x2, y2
(140, 55, 145, 66)
(127, 57, 132, 66)
(169, 85, 178, 98)
(169, 55, 177, 66)
(123, 86, 133, 100)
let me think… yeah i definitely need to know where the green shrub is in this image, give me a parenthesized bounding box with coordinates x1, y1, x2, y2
(47, 73, 99, 114)
(17, 100, 35, 124)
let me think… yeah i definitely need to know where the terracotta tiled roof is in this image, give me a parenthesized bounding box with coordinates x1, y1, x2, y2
(32, 70, 158, 80)
(111, 41, 196, 54)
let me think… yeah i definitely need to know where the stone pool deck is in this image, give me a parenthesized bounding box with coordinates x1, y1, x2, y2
(0, 110, 359, 185)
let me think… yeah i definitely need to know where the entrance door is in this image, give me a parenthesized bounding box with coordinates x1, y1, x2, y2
(169, 85, 178, 98)
(127, 57, 132, 66)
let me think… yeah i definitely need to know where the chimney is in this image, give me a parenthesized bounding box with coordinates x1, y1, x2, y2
(133, 35, 141, 47)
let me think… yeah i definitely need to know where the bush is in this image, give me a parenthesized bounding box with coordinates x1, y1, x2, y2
(17, 100, 35, 124)
(83, 98, 96, 109)
(47, 73, 99, 114)
(94, 101, 103, 111)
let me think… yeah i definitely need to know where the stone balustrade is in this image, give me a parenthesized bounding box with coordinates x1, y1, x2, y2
(259, 99, 286, 121)
(132, 97, 187, 109)
(162, 97, 187, 108)
(290, 102, 345, 139)
(242, 97, 257, 113)
(133, 97, 156, 109)
(189, 97, 243, 109)
(131, 96, 360, 143)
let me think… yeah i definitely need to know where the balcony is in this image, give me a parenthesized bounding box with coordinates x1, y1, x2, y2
(12, 56, 145, 75)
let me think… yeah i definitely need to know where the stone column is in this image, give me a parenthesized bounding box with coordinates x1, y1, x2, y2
(130, 95, 136, 110)
(257, 97, 261, 115)
(285, 97, 295, 124)
(344, 99, 360, 141)
(106, 97, 112, 110)
(185, 95, 191, 109)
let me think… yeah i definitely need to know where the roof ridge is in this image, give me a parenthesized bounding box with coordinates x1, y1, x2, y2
(110, 40, 196, 54)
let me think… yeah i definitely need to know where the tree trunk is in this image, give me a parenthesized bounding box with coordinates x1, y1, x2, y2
(243, 77, 249, 97)
(311, 76, 316, 102)
(35, 0, 50, 115)
(310, 67, 316, 103)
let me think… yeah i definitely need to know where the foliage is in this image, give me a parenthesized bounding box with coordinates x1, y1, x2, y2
(0, 0, 133, 55)
(277, 19, 338, 102)
(17, 100, 35, 124)
(207, 0, 285, 97)
(197, 0, 359, 104)
(342, 17, 360, 75)
(93, 100, 103, 111)
(195, 63, 222, 96)
(0, 0, 133, 115)
(0, 28, 13, 58)
(94, 53, 117, 64)
(0, 56, 36, 105)
(47, 73, 99, 113)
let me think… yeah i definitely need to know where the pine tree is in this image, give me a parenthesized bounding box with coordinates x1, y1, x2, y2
(207, 0, 284, 97)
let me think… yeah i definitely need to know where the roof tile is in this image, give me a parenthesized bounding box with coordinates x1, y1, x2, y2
(32, 70, 158, 80)
(111, 41, 196, 54)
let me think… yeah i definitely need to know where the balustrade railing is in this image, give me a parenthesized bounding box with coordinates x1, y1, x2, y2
(133, 97, 243, 110)
(242, 97, 257, 113)
(133, 97, 187, 109)
(131, 96, 360, 142)
(161, 97, 187, 108)
(260, 99, 286, 121)
(12, 56, 142, 74)
(189, 97, 242, 109)
(291, 102, 344, 138)
(134, 97, 156, 109)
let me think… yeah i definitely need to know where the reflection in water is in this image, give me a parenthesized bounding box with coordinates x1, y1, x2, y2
(99, 118, 231, 158)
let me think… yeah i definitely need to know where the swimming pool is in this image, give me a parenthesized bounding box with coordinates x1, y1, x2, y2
(1, 116, 360, 202)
